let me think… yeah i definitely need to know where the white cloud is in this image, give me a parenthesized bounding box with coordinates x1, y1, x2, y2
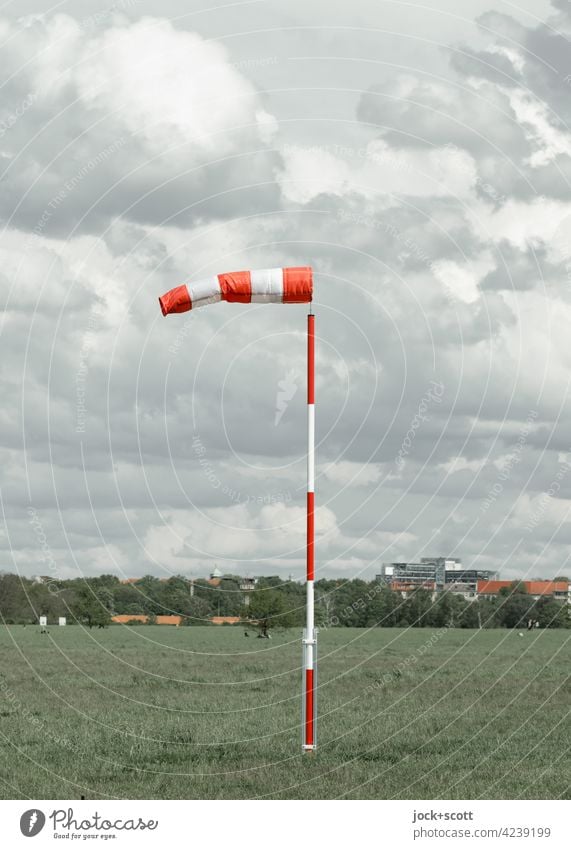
(0, 14, 280, 234)
(277, 139, 476, 204)
(508, 88, 571, 167)
(73, 18, 276, 159)
(322, 460, 383, 487)
(432, 253, 495, 304)
(480, 197, 571, 250)
(440, 456, 488, 474)
(143, 502, 341, 567)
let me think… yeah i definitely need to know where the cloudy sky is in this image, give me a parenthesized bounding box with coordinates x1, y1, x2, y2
(2, 0, 571, 583)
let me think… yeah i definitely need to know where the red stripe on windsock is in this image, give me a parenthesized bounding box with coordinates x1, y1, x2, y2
(159, 284, 191, 316)
(218, 270, 252, 303)
(307, 492, 315, 581)
(283, 267, 313, 303)
(305, 669, 314, 747)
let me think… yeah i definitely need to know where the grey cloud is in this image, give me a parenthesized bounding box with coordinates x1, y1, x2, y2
(480, 241, 558, 291)
(357, 78, 527, 158)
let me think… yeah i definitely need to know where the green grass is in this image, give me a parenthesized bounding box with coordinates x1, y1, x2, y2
(0, 625, 569, 799)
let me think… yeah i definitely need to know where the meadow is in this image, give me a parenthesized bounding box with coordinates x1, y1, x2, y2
(0, 625, 569, 799)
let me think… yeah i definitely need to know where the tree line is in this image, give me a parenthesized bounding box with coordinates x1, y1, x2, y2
(0, 572, 568, 629)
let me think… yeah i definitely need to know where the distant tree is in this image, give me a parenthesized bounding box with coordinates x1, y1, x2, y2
(112, 584, 144, 613)
(427, 592, 465, 628)
(245, 588, 296, 636)
(364, 585, 402, 628)
(332, 579, 371, 627)
(216, 577, 243, 616)
(134, 576, 169, 615)
(403, 589, 433, 627)
(458, 601, 480, 629)
(71, 584, 111, 628)
(180, 597, 213, 625)
(0, 574, 33, 622)
(534, 597, 568, 629)
(257, 576, 284, 589)
(89, 574, 120, 588)
(477, 598, 500, 628)
(497, 592, 536, 628)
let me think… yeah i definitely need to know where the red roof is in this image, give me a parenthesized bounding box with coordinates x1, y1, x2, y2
(112, 614, 182, 625)
(478, 580, 568, 596)
(210, 616, 240, 625)
(112, 614, 147, 623)
(526, 581, 568, 595)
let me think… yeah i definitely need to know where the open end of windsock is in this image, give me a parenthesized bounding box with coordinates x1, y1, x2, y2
(158, 284, 191, 316)
(159, 266, 313, 315)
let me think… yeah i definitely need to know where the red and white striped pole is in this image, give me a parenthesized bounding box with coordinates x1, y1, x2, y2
(303, 310, 317, 751)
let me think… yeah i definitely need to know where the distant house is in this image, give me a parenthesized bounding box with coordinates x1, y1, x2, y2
(119, 577, 170, 585)
(111, 614, 182, 626)
(210, 616, 241, 625)
(444, 581, 479, 601)
(112, 614, 148, 624)
(477, 580, 569, 604)
(207, 567, 223, 587)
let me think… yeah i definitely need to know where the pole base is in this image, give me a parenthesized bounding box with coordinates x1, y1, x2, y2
(302, 629, 317, 750)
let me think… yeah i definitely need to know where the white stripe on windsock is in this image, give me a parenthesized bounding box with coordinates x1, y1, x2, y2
(250, 267, 284, 303)
(188, 276, 222, 309)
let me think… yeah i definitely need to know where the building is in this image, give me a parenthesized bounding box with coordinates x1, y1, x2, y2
(111, 615, 182, 625)
(207, 567, 223, 587)
(377, 558, 495, 598)
(443, 582, 479, 601)
(239, 577, 257, 607)
(477, 580, 569, 603)
(389, 579, 436, 598)
(210, 616, 241, 625)
(377, 561, 441, 589)
(421, 557, 461, 589)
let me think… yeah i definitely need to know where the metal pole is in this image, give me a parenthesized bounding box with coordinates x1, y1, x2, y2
(302, 312, 317, 750)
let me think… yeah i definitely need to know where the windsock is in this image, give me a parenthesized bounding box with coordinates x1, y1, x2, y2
(159, 267, 313, 315)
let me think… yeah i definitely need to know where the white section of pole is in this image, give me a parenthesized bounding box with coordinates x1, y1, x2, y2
(307, 406, 315, 491)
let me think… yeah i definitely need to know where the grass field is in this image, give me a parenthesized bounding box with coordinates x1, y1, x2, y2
(0, 625, 569, 799)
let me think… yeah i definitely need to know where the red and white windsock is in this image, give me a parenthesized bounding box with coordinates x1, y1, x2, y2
(159, 267, 312, 315)
(159, 263, 317, 753)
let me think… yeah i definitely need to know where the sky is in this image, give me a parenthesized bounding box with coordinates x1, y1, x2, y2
(1, 0, 571, 584)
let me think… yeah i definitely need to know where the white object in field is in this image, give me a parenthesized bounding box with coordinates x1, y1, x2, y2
(39, 616, 47, 627)
(59, 617, 66, 626)
(519, 632, 524, 637)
